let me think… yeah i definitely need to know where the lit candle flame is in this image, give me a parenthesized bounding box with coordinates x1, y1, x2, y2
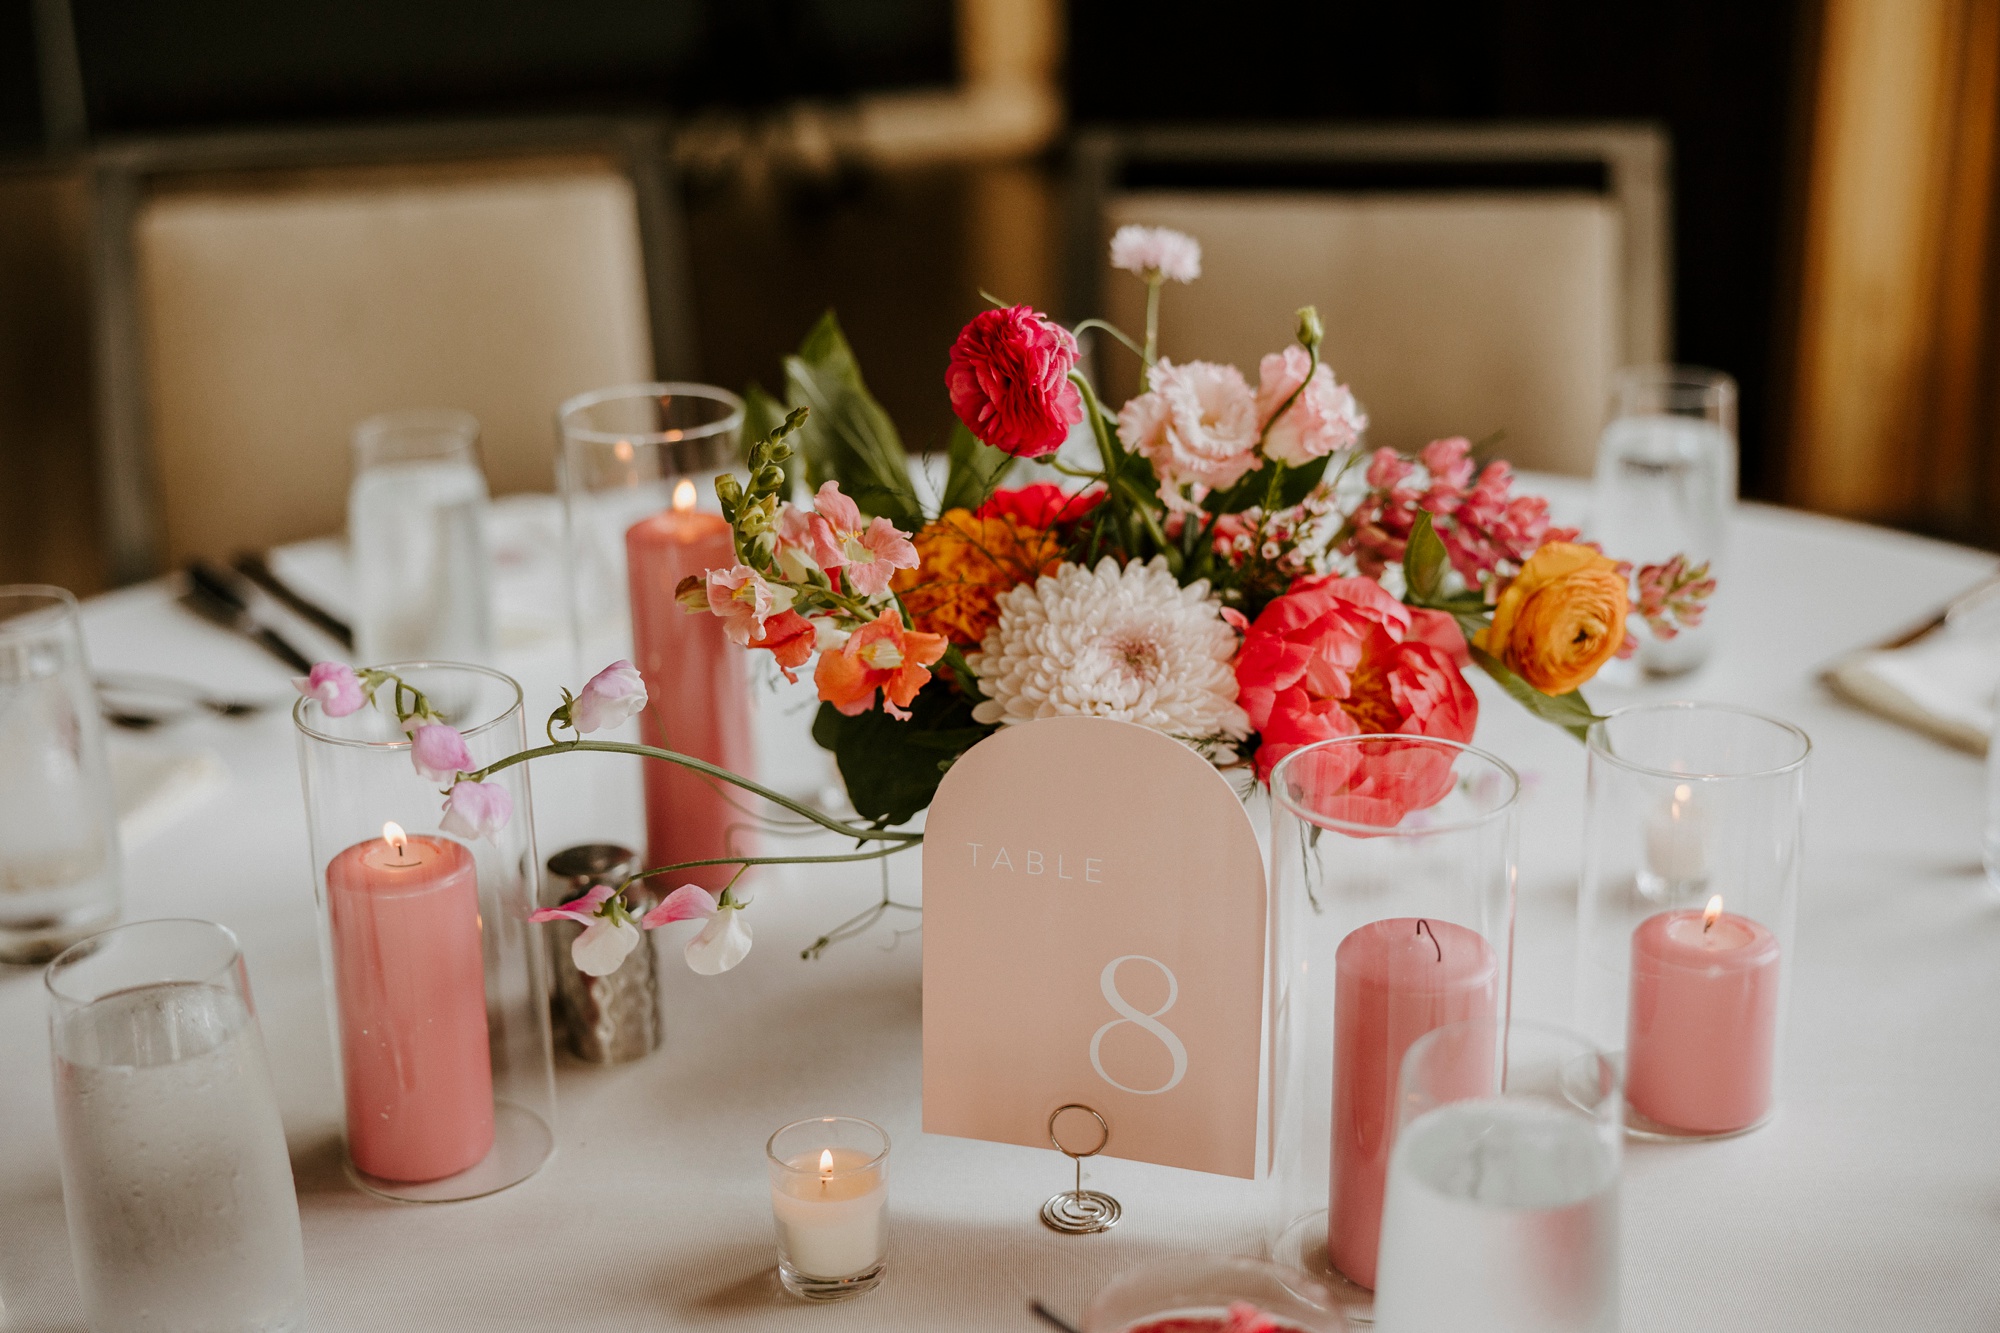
(1703, 894, 1724, 932)
(382, 821, 407, 854)
(672, 478, 697, 512)
(613, 439, 634, 463)
(818, 1148, 833, 1175)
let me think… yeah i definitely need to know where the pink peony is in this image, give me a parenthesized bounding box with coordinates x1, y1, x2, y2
(705, 564, 796, 646)
(439, 780, 513, 840)
(1117, 358, 1261, 501)
(293, 662, 364, 717)
(1255, 346, 1367, 466)
(1109, 224, 1203, 283)
(1234, 575, 1478, 782)
(570, 660, 647, 733)
(946, 305, 1084, 459)
(409, 723, 475, 783)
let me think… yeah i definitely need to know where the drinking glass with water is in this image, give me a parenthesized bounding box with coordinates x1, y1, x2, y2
(0, 586, 120, 963)
(1592, 366, 1737, 676)
(349, 408, 494, 666)
(47, 919, 306, 1332)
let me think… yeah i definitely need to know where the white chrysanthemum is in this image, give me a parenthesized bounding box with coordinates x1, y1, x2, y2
(968, 557, 1249, 759)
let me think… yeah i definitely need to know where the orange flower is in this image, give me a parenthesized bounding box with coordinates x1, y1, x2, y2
(814, 609, 949, 720)
(890, 508, 1064, 646)
(1474, 542, 1629, 694)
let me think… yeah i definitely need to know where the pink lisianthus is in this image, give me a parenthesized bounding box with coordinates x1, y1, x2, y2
(1116, 358, 1261, 503)
(1109, 224, 1203, 283)
(409, 723, 475, 783)
(641, 884, 753, 975)
(439, 780, 513, 840)
(1255, 346, 1367, 466)
(1234, 575, 1478, 785)
(946, 305, 1084, 459)
(292, 662, 364, 717)
(569, 660, 647, 733)
(802, 482, 919, 598)
(529, 885, 640, 977)
(705, 564, 797, 646)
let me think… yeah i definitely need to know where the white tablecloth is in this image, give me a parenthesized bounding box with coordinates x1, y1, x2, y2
(4, 489, 2000, 1331)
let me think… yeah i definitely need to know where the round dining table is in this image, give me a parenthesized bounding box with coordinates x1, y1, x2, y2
(3, 480, 1998, 1332)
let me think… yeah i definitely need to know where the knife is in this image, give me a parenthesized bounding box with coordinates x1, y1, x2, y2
(180, 562, 317, 674)
(231, 550, 355, 650)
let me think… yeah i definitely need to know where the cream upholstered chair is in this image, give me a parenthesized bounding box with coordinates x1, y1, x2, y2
(1071, 125, 1670, 477)
(90, 119, 694, 581)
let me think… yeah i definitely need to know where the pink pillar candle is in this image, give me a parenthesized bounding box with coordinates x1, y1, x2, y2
(1625, 899, 1781, 1133)
(326, 825, 494, 1182)
(626, 484, 756, 892)
(1329, 916, 1498, 1291)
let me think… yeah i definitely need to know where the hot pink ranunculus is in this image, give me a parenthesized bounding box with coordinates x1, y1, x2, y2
(1235, 575, 1478, 785)
(1255, 346, 1367, 467)
(946, 305, 1084, 459)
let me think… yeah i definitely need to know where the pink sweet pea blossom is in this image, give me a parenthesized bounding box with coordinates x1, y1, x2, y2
(803, 482, 919, 598)
(641, 884, 753, 975)
(705, 564, 797, 646)
(293, 662, 364, 717)
(409, 723, 475, 783)
(530, 886, 640, 976)
(1117, 358, 1261, 503)
(439, 780, 513, 840)
(1256, 346, 1367, 466)
(1109, 225, 1203, 283)
(569, 659, 648, 733)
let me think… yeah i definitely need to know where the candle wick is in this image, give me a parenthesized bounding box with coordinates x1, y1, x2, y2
(1415, 918, 1441, 963)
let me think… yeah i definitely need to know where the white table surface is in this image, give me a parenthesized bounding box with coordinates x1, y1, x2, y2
(5, 486, 2000, 1332)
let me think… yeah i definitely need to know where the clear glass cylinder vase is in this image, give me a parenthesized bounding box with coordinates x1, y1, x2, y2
(1265, 735, 1519, 1312)
(1575, 701, 1808, 1141)
(293, 662, 555, 1201)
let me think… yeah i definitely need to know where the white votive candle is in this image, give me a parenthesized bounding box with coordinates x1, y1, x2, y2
(1643, 783, 1708, 888)
(766, 1117, 890, 1301)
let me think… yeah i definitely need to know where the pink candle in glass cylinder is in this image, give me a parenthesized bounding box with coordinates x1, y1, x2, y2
(1329, 916, 1498, 1291)
(1626, 894, 1781, 1133)
(325, 823, 494, 1182)
(627, 480, 757, 892)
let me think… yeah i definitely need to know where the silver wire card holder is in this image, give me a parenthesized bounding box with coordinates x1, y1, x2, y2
(1040, 1103, 1121, 1234)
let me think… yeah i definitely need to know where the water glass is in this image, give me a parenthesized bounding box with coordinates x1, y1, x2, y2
(1374, 1019, 1620, 1333)
(349, 408, 494, 666)
(1591, 366, 1737, 675)
(1, 586, 120, 963)
(1265, 736, 1519, 1310)
(1575, 702, 1808, 1140)
(47, 919, 306, 1332)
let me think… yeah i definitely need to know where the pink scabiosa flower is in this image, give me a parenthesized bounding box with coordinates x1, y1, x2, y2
(705, 564, 797, 646)
(804, 482, 919, 598)
(1255, 346, 1367, 466)
(569, 660, 647, 733)
(1109, 225, 1203, 283)
(439, 780, 513, 840)
(642, 884, 753, 975)
(1117, 358, 1262, 502)
(293, 662, 364, 717)
(946, 305, 1084, 459)
(409, 723, 474, 783)
(530, 885, 640, 977)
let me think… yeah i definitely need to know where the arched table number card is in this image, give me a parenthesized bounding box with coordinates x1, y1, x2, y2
(922, 716, 1268, 1225)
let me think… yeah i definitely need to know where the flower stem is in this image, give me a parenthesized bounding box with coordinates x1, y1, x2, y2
(1069, 370, 1143, 556)
(468, 740, 921, 844)
(1143, 276, 1162, 366)
(617, 842, 917, 897)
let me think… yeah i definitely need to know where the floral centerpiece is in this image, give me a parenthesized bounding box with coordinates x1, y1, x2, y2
(298, 225, 1710, 978)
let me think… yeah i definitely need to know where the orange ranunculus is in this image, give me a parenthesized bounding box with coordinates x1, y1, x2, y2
(813, 609, 949, 720)
(889, 508, 1064, 647)
(1475, 541, 1629, 694)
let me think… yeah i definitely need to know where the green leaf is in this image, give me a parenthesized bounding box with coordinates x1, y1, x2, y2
(940, 420, 1013, 513)
(1468, 644, 1604, 743)
(811, 694, 992, 826)
(784, 311, 926, 532)
(1203, 454, 1331, 516)
(1403, 509, 1449, 604)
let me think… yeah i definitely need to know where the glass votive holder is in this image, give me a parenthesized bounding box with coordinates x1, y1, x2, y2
(1374, 1019, 1621, 1333)
(1082, 1255, 1342, 1332)
(1575, 701, 1809, 1140)
(766, 1116, 889, 1302)
(1265, 735, 1519, 1306)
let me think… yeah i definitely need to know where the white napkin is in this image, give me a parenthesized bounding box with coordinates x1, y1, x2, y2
(1826, 598, 2000, 754)
(108, 740, 228, 846)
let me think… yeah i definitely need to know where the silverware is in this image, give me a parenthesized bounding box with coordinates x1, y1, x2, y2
(231, 551, 354, 651)
(1028, 1301, 1084, 1333)
(96, 672, 275, 730)
(179, 562, 316, 674)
